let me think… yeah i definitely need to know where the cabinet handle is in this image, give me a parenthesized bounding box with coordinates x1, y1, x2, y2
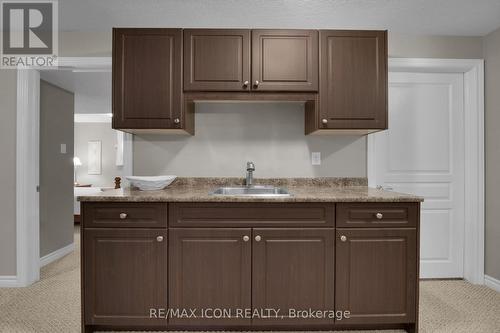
(321, 118, 328, 124)
(243, 235, 250, 242)
(243, 80, 249, 88)
(173, 118, 180, 124)
(376, 213, 383, 219)
(340, 235, 347, 242)
(254, 80, 259, 87)
(119, 213, 127, 219)
(255, 235, 262, 242)
(156, 236, 164, 242)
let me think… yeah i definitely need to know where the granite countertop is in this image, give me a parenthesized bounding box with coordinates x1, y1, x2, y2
(77, 177, 423, 203)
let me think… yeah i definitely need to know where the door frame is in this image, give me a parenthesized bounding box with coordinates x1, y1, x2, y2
(367, 58, 485, 284)
(15, 57, 132, 287)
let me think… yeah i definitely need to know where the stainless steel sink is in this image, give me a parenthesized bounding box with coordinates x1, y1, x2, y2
(209, 186, 291, 197)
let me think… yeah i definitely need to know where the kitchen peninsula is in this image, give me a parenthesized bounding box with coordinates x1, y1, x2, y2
(78, 177, 422, 333)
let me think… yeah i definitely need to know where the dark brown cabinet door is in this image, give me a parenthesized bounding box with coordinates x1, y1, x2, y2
(83, 228, 168, 326)
(251, 30, 318, 91)
(335, 228, 417, 325)
(169, 228, 252, 326)
(184, 29, 251, 91)
(113, 28, 183, 130)
(252, 228, 335, 326)
(319, 30, 387, 129)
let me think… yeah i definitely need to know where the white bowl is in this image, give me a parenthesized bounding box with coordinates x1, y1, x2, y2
(125, 175, 177, 191)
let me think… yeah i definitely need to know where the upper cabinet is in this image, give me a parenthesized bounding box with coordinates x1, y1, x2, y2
(184, 29, 251, 91)
(251, 30, 318, 91)
(183, 29, 318, 92)
(317, 30, 387, 131)
(112, 28, 387, 135)
(113, 28, 192, 134)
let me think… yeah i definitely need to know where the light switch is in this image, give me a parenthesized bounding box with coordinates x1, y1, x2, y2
(311, 152, 321, 165)
(60, 143, 67, 154)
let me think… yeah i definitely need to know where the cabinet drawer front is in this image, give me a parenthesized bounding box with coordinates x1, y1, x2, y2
(169, 203, 334, 227)
(82, 202, 167, 228)
(336, 203, 418, 228)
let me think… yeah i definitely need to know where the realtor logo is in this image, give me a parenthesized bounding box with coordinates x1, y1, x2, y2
(1, 0, 58, 68)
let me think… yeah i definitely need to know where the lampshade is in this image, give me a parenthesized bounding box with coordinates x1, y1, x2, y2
(73, 156, 82, 166)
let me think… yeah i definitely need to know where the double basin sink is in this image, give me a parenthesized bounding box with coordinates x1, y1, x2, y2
(209, 185, 291, 198)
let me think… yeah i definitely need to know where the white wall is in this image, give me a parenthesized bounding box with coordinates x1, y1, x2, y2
(0, 70, 17, 276)
(39, 81, 75, 257)
(74, 72, 111, 114)
(483, 27, 500, 281)
(40, 70, 118, 187)
(74, 122, 124, 187)
(389, 33, 484, 58)
(40, 71, 112, 114)
(134, 103, 365, 177)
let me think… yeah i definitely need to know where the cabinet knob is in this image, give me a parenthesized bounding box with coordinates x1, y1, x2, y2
(254, 80, 259, 87)
(340, 235, 347, 242)
(156, 236, 164, 242)
(173, 118, 180, 124)
(243, 235, 250, 242)
(255, 235, 262, 242)
(376, 213, 383, 219)
(321, 118, 328, 124)
(119, 213, 127, 219)
(243, 80, 249, 87)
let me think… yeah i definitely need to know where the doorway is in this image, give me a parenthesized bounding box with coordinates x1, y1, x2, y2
(368, 58, 484, 283)
(15, 57, 133, 287)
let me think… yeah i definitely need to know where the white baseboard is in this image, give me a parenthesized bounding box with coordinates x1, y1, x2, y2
(1, 244, 74, 287)
(484, 275, 500, 292)
(40, 242, 74, 267)
(0, 275, 18, 287)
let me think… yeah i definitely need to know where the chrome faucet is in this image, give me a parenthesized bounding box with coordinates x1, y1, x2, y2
(246, 161, 255, 187)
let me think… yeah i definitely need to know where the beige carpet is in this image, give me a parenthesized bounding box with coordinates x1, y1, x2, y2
(0, 226, 499, 333)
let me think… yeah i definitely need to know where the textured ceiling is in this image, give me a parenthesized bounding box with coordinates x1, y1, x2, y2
(58, 0, 500, 36)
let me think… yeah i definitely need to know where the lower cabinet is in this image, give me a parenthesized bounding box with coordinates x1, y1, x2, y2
(83, 228, 168, 326)
(168, 228, 252, 326)
(81, 202, 419, 332)
(252, 228, 335, 325)
(169, 228, 335, 327)
(335, 228, 417, 325)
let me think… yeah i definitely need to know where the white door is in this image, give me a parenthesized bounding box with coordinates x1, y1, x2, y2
(370, 72, 465, 278)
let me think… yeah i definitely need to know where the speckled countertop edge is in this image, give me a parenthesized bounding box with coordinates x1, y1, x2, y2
(78, 177, 423, 203)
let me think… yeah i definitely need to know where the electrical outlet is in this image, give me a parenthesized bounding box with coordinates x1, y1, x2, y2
(311, 152, 321, 165)
(60, 143, 67, 154)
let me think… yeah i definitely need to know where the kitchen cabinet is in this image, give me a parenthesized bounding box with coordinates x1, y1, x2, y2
(83, 228, 168, 326)
(183, 29, 318, 92)
(316, 30, 387, 131)
(251, 29, 318, 91)
(252, 228, 335, 325)
(335, 228, 417, 325)
(169, 228, 252, 326)
(169, 227, 335, 327)
(184, 29, 251, 91)
(112, 28, 387, 134)
(113, 28, 192, 133)
(81, 201, 418, 332)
